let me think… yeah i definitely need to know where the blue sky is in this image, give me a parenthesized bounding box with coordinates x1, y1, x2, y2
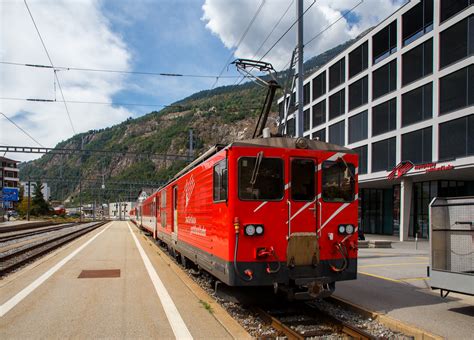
(100, 0, 237, 117)
(0, 0, 405, 160)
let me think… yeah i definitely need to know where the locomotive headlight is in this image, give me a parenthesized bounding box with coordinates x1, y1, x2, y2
(255, 225, 264, 235)
(345, 224, 355, 234)
(245, 224, 256, 236)
(338, 225, 346, 234)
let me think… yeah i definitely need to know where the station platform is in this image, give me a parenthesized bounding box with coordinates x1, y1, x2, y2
(335, 238, 474, 339)
(0, 219, 44, 228)
(0, 221, 249, 339)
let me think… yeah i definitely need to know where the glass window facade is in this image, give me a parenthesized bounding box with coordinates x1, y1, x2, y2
(440, 0, 473, 23)
(372, 98, 397, 136)
(440, 15, 474, 69)
(372, 137, 396, 172)
(349, 76, 368, 111)
(348, 110, 368, 144)
(287, 118, 295, 137)
(402, 0, 433, 46)
(373, 20, 397, 64)
(439, 115, 474, 160)
(329, 58, 345, 90)
(373, 60, 397, 99)
(349, 42, 368, 78)
(353, 145, 368, 174)
(329, 120, 345, 146)
(303, 109, 310, 131)
(402, 82, 433, 127)
(402, 38, 433, 85)
(312, 100, 326, 128)
(312, 128, 326, 142)
(439, 65, 474, 115)
(303, 83, 311, 106)
(329, 89, 345, 120)
(401, 127, 432, 164)
(360, 188, 385, 234)
(312, 72, 326, 100)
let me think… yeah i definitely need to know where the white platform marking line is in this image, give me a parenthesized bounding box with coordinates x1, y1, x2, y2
(127, 222, 193, 340)
(0, 222, 113, 317)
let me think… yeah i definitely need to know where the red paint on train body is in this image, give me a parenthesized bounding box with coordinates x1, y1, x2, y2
(130, 137, 358, 298)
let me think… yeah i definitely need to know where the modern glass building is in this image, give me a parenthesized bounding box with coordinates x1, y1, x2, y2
(278, 0, 474, 240)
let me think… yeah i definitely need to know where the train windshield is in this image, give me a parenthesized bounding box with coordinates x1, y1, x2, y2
(322, 161, 355, 202)
(238, 157, 284, 200)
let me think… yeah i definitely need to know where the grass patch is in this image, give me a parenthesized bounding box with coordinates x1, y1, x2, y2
(199, 299, 214, 314)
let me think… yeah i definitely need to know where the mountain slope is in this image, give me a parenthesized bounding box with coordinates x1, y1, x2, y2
(20, 33, 367, 203)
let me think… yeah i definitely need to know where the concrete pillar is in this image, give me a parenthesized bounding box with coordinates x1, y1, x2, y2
(400, 177, 413, 241)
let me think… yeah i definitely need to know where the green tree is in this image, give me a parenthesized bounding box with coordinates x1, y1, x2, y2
(31, 181, 51, 216)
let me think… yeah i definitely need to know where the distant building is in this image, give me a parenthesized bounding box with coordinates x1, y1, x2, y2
(278, 0, 474, 241)
(20, 181, 51, 201)
(1, 156, 20, 189)
(108, 201, 135, 220)
(1, 156, 20, 210)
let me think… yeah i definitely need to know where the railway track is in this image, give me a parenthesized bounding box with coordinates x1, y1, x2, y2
(0, 223, 81, 243)
(0, 221, 108, 276)
(253, 301, 376, 339)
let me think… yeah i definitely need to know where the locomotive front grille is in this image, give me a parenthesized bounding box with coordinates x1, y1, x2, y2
(286, 232, 319, 267)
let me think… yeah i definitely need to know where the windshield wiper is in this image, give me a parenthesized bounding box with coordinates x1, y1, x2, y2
(250, 151, 264, 186)
(337, 156, 355, 180)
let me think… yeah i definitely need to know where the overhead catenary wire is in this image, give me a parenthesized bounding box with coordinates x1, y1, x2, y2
(0, 96, 262, 111)
(304, 0, 364, 50)
(233, 0, 295, 86)
(24, 0, 76, 134)
(0, 61, 247, 79)
(211, 0, 266, 90)
(258, 0, 318, 62)
(278, 0, 365, 72)
(0, 112, 45, 147)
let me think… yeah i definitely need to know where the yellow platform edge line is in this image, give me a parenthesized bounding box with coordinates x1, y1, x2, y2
(359, 262, 428, 268)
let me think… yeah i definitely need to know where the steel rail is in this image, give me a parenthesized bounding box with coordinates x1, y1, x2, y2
(0, 223, 80, 243)
(253, 303, 376, 340)
(0, 221, 65, 234)
(0, 221, 107, 276)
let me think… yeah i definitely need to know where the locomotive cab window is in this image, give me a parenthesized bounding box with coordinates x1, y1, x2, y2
(213, 159, 228, 202)
(238, 155, 284, 200)
(291, 159, 315, 201)
(322, 160, 355, 202)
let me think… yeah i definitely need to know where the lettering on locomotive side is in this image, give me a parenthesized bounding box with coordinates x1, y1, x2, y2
(184, 175, 195, 208)
(190, 226, 207, 236)
(185, 215, 197, 224)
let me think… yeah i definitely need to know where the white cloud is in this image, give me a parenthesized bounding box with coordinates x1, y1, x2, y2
(0, 0, 132, 161)
(202, 0, 406, 70)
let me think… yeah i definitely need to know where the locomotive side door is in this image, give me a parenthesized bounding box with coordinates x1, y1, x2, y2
(172, 185, 178, 241)
(286, 157, 319, 266)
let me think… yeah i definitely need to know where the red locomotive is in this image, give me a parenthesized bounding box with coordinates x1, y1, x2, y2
(130, 59, 358, 299)
(130, 137, 358, 299)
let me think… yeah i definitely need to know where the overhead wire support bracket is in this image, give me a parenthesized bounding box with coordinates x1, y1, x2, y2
(232, 58, 277, 87)
(232, 59, 280, 138)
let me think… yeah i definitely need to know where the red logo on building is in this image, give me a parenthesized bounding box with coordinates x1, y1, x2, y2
(387, 161, 414, 180)
(388, 161, 455, 180)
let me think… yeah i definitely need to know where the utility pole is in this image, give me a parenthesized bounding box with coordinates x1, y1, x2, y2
(80, 137, 83, 222)
(27, 181, 31, 221)
(296, 0, 304, 137)
(189, 129, 194, 159)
